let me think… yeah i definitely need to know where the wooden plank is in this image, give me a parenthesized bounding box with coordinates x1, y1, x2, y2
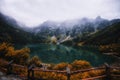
(12, 64, 27, 68)
(33, 69, 66, 73)
(0, 67, 7, 72)
(111, 67, 120, 69)
(111, 74, 120, 77)
(82, 75, 106, 80)
(71, 67, 105, 74)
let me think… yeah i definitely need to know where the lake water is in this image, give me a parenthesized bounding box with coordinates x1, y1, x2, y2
(19, 43, 118, 66)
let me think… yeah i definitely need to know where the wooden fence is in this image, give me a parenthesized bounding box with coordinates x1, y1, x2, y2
(0, 60, 120, 80)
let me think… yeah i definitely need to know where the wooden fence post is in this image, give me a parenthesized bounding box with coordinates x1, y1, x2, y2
(7, 60, 14, 75)
(31, 68, 35, 80)
(27, 69, 31, 80)
(66, 67, 71, 80)
(27, 64, 35, 80)
(105, 63, 111, 80)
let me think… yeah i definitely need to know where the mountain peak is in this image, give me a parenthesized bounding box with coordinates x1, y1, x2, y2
(95, 16, 102, 20)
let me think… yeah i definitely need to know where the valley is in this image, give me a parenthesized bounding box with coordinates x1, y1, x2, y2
(0, 12, 120, 60)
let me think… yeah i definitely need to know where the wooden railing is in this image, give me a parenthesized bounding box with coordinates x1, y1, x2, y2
(0, 60, 120, 80)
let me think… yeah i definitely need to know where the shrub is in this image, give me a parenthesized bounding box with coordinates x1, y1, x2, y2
(28, 56, 41, 67)
(71, 60, 91, 70)
(0, 42, 12, 57)
(53, 62, 69, 70)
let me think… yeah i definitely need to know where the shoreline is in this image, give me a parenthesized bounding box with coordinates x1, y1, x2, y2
(103, 52, 120, 59)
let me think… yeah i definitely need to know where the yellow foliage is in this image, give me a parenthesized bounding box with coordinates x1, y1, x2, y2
(88, 70, 104, 77)
(12, 66, 27, 76)
(28, 56, 41, 66)
(99, 44, 120, 53)
(71, 60, 91, 70)
(14, 47, 30, 65)
(0, 42, 12, 57)
(34, 72, 67, 80)
(53, 62, 69, 70)
(5, 47, 15, 57)
(0, 42, 30, 65)
(71, 70, 103, 80)
(0, 42, 10, 51)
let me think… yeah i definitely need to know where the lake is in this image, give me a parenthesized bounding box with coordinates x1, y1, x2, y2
(18, 43, 118, 66)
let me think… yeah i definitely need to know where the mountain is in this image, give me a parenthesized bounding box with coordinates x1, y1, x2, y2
(0, 13, 42, 44)
(80, 22, 120, 55)
(0, 13, 33, 32)
(33, 16, 111, 39)
(31, 16, 120, 45)
(1, 12, 120, 46)
(83, 22, 120, 45)
(60, 19, 120, 46)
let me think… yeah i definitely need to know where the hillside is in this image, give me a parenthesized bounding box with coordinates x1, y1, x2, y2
(0, 13, 41, 44)
(80, 22, 120, 55)
(33, 16, 111, 39)
(83, 22, 120, 45)
(0, 12, 120, 46)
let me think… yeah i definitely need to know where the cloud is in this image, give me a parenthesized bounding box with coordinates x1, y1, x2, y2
(0, 0, 120, 27)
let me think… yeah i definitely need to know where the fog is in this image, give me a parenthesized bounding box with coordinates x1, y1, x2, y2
(0, 0, 120, 27)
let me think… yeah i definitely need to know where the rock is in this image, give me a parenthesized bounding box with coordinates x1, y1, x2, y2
(0, 72, 22, 80)
(1, 77, 8, 80)
(0, 72, 4, 76)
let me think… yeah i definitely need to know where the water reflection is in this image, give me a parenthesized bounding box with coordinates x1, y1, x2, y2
(23, 44, 117, 66)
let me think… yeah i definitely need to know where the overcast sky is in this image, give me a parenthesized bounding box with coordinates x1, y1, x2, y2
(0, 0, 120, 27)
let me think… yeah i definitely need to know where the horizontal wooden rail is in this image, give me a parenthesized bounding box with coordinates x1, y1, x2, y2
(33, 68, 66, 73)
(82, 75, 106, 80)
(111, 67, 120, 69)
(71, 67, 105, 74)
(111, 74, 120, 77)
(0, 67, 7, 72)
(12, 64, 27, 68)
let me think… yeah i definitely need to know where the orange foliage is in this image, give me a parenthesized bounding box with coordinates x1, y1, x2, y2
(13, 47, 30, 65)
(71, 60, 91, 70)
(0, 42, 12, 57)
(99, 44, 120, 53)
(28, 56, 41, 66)
(0, 42, 30, 65)
(34, 71, 67, 80)
(53, 62, 69, 70)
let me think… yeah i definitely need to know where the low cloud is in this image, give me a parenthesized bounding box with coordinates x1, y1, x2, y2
(0, 0, 120, 27)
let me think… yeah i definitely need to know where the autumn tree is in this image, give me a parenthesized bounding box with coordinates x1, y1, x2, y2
(0, 42, 12, 58)
(4, 47, 30, 65)
(14, 47, 30, 65)
(53, 62, 70, 70)
(71, 60, 91, 70)
(28, 56, 41, 67)
(5, 46, 15, 60)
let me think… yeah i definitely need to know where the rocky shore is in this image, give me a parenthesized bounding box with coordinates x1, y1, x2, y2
(0, 72, 22, 80)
